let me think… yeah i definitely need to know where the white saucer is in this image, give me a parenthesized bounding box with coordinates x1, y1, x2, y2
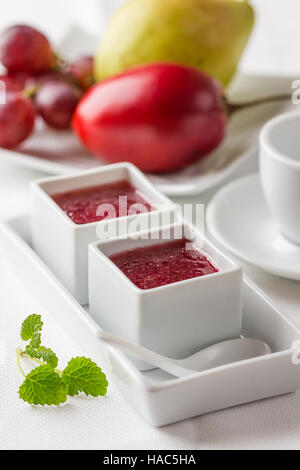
(206, 174, 300, 280)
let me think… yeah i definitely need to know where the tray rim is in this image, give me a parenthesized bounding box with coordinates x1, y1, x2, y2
(1, 213, 299, 394)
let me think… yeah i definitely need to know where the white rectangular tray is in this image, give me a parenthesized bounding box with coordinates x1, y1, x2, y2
(1, 214, 300, 427)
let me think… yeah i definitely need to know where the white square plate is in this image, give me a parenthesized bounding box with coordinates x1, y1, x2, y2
(1, 214, 300, 426)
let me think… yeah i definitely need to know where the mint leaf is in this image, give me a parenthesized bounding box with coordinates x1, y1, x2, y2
(30, 331, 42, 348)
(21, 314, 43, 347)
(18, 315, 109, 407)
(26, 345, 58, 368)
(18, 365, 67, 406)
(61, 357, 108, 397)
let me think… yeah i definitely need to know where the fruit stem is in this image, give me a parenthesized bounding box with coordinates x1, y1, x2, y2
(226, 94, 291, 116)
(16, 348, 27, 378)
(52, 52, 68, 71)
(22, 85, 40, 99)
(17, 349, 63, 375)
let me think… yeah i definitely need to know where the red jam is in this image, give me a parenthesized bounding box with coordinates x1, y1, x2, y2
(110, 239, 218, 290)
(52, 180, 154, 225)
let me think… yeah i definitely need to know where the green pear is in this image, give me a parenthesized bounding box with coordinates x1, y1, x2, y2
(95, 0, 255, 87)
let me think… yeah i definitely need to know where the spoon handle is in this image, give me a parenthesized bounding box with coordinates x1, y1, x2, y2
(97, 330, 193, 378)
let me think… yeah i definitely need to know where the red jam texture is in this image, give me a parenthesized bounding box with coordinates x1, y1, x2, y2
(52, 180, 154, 224)
(110, 239, 219, 290)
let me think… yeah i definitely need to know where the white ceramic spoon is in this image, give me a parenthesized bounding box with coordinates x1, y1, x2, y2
(97, 330, 271, 378)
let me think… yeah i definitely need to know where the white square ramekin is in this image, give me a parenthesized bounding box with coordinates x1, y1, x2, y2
(89, 222, 243, 370)
(31, 163, 177, 305)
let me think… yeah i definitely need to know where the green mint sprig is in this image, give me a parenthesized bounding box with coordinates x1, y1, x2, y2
(17, 314, 108, 405)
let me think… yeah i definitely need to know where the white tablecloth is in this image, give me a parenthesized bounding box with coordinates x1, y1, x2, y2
(1, 0, 300, 451)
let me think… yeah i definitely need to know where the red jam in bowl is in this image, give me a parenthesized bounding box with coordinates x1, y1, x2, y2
(52, 180, 154, 225)
(110, 239, 219, 290)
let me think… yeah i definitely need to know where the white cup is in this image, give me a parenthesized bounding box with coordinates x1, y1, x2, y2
(260, 111, 300, 245)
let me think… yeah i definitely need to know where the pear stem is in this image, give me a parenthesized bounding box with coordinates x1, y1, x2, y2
(226, 94, 291, 116)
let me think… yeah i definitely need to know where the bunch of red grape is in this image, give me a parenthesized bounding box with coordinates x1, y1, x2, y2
(0, 25, 95, 149)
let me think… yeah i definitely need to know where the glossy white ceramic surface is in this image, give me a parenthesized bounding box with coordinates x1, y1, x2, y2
(1, 215, 300, 427)
(260, 111, 300, 245)
(31, 163, 176, 304)
(206, 174, 300, 280)
(98, 331, 271, 378)
(89, 222, 243, 370)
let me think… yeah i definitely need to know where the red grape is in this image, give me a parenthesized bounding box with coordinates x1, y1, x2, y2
(35, 80, 81, 130)
(0, 25, 53, 74)
(7, 72, 31, 89)
(25, 71, 69, 89)
(68, 56, 94, 90)
(0, 91, 35, 148)
(0, 74, 23, 92)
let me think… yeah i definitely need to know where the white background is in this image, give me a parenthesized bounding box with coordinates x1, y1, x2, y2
(1, 0, 300, 75)
(1, 0, 300, 450)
